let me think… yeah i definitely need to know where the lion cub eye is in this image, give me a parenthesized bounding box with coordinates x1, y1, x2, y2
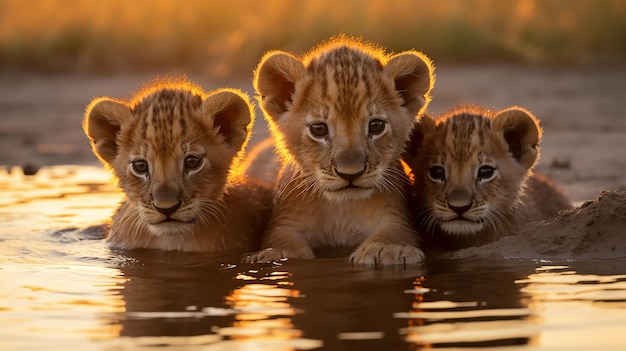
(131, 159, 149, 175)
(428, 165, 446, 182)
(477, 165, 496, 182)
(184, 155, 203, 171)
(308, 122, 329, 138)
(368, 119, 386, 136)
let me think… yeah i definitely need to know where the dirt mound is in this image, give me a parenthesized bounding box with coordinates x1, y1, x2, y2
(443, 190, 626, 260)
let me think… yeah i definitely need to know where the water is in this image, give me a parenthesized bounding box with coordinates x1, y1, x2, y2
(1, 165, 626, 350)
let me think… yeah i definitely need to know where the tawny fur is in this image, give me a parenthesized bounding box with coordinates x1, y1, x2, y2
(404, 106, 572, 254)
(247, 36, 435, 265)
(83, 78, 272, 252)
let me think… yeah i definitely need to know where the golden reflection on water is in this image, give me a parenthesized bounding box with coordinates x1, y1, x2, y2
(108, 255, 322, 350)
(0, 263, 126, 349)
(2, 165, 626, 350)
(401, 265, 539, 348)
(219, 270, 322, 349)
(0, 165, 120, 231)
(401, 264, 626, 349)
(0, 166, 124, 349)
(518, 265, 626, 349)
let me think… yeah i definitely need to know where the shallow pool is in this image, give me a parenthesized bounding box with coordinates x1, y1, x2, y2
(1, 165, 626, 350)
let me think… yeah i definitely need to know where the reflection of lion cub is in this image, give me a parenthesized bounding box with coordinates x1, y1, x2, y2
(83, 79, 271, 252)
(247, 37, 435, 265)
(403, 106, 572, 252)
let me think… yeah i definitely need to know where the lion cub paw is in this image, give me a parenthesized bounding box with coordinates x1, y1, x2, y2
(244, 247, 315, 263)
(349, 243, 424, 266)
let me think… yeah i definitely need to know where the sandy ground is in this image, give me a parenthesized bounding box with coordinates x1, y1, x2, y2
(1, 65, 625, 260)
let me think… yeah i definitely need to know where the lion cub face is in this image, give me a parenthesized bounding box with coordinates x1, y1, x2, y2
(84, 82, 252, 239)
(404, 107, 541, 237)
(255, 41, 433, 202)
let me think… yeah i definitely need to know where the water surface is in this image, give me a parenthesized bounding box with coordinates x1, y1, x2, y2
(1, 166, 626, 350)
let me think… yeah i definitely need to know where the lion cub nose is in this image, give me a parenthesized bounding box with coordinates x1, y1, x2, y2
(447, 188, 474, 215)
(335, 168, 365, 181)
(333, 149, 366, 181)
(154, 201, 182, 216)
(448, 202, 472, 215)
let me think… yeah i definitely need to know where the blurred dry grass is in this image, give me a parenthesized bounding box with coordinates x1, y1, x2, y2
(1, 0, 625, 78)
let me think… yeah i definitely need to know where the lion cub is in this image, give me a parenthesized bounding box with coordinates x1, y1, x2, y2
(247, 37, 434, 265)
(83, 79, 271, 252)
(403, 106, 572, 253)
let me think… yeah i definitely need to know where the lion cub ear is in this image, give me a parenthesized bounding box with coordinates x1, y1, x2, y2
(403, 114, 437, 164)
(384, 51, 435, 117)
(253, 51, 306, 122)
(492, 107, 542, 169)
(202, 89, 253, 152)
(83, 98, 131, 167)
